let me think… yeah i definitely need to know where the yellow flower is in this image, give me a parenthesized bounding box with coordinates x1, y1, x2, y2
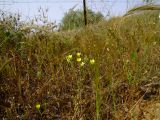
(66, 54, 72, 62)
(68, 55, 72, 59)
(36, 103, 41, 110)
(76, 52, 81, 57)
(80, 62, 85, 67)
(77, 58, 81, 62)
(90, 59, 95, 65)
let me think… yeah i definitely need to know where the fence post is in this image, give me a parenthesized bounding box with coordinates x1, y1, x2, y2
(83, 0, 87, 26)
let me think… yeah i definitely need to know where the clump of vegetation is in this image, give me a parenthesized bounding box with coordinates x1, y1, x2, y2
(0, 5, 160, 120)
(60, 8, 104, 30)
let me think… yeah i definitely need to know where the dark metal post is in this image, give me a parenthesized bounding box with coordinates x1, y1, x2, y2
(83, 0, 87, 26)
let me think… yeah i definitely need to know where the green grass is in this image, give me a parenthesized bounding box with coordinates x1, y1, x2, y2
(0, 7, 160, 119)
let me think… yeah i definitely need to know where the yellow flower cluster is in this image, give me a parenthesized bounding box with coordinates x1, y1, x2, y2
(66, 52, 95, 66)
(76, 52, 84, 67)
